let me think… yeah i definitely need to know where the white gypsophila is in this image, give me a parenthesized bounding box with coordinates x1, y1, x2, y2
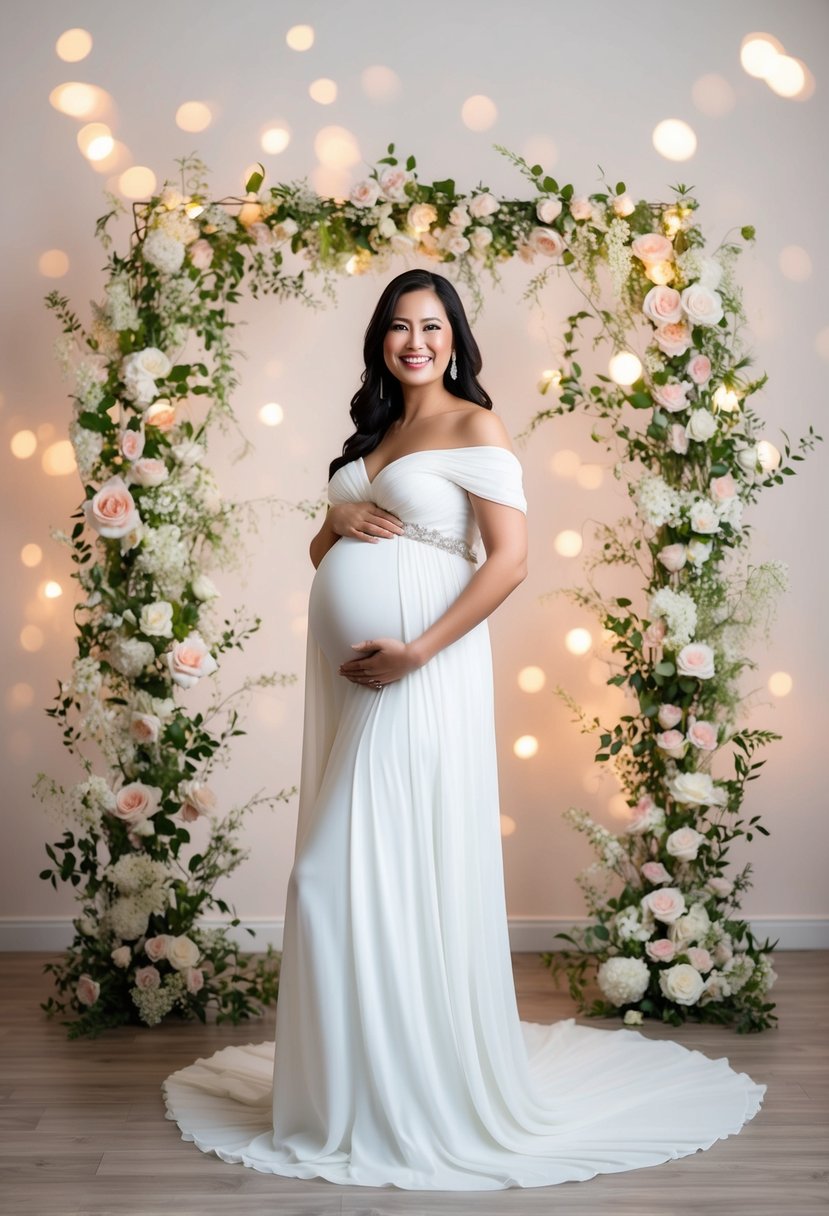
(131, 970, 186, 1026)
(605, 217, 633, 299)
(141, 481, 203, 531)
(61, 655, 102, 700)
(69, 420, 104, 479)
(613, 905, 653, 943)
(633, 474, 683, 528)
(721, 953, 756, 994)
(753, 955, 778, 994)
(716, 495, 744, 531)
(154, 208, 200, 246)
(107, 634, 157, 679)
(108, 896, 151, 942)
(649, 587, 697, 648)
(106, 854, 170, 896)
(142, 229, 186, 275)
(73, 357, 109, 411)
(106, 276, 140, 331)
(68, 775, 116, 830)
(642, 347, 667, 376)
(133, 523, 190, 599)
(200, 203, 237, 235)
(597, 956, 650, 1006)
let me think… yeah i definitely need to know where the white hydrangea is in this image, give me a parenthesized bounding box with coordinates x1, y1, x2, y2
(67, 776, 116, 830)
(721, 952, 756, 994)
(605, 217, 633, 299)
(716, 495, 744, 531)
(200, 203, 237, 235)
(69, 419, 104, 480)
(73, 357, 109, 411)
(134, 523, 190, 599)
(648, 587, 697, 648)
(154, 208, 200, 246)
(106, 854, 171, 896)
(108, 896, 151, 941)
(105, 276, 140, 331)
(107, 634, 156, 679)
(142, 229, 185, 275)
(634, 474, 683, 528)
(597, 956, 650, 1005)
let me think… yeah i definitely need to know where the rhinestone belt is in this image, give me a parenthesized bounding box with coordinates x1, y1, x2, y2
(399, 521, 478, 564)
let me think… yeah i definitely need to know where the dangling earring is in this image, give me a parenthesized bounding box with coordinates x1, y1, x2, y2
(450, 349, 458, 381)
(379, 374, 385, 398)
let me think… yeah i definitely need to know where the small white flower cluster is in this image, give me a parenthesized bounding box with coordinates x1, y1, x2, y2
(130, 969, 187, 1026)
(65, 775, 116, 831)
(133, 523, 191, 600)
(60, 655, 102, 700)
(597, 955, 650, 1005)
(613, 904, 653, 943)
(563, 806, 626, 868)
(633, 474, 683, 528)
(73, 357, 109, 412)
(106, 633, 156, 679)
(648, 587, 698, 648)
(605, 217, 633, 299)
(105, 275, 140, 331)
(200, 202, 237, 235)
(69, 418, 105, 479)
(105, 854, 170, 896)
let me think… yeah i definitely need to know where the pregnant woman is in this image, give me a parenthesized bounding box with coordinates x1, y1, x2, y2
(162, 269, 765, 1189)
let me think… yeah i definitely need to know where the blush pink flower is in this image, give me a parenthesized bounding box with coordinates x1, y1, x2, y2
(632, 233, 674, 265)
(135, 965, 161, 990)
(166, 633, 219, 690)
(642, 286, 682, 325)
(119, 429, 145, 461)
(687, 353, 712, 385)
(687, 719, 719, 750)
(76, 974, 100, 1006)
(642, 887, 686, 923)
(646, 937, 677, 962)
(657, 704, 683, 729)
(710, 472, 737, 501)
(641, 860, 672, 884)
(653, 322, 692, 358)
(83, 476, 141, 539)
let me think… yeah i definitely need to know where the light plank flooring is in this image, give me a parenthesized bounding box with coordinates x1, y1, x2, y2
(0, 950, 826, 1215)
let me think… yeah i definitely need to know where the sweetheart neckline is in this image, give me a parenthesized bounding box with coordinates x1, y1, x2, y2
(356, 444, 519, 488)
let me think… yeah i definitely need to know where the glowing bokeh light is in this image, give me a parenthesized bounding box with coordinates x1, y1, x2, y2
(768, 671, 793, 696)
(56, 28, 93, 62)
(7, 683, 34, 710)
(258, 402, 284, 427)
(691, 73, 736, 117)
(314, 126, 361, 168)
(500, 815, 517, 837)
(88, 139, 131, 174)
(713, 385, 741, 413)
(565, 628, 592, 656)
(119, 166, 157, 199)
(652, 119, 697, 161)
(21, 544, 42, 567)
(517, 666, 546, 693)
(176, 101, 212, 132)
(309, 78, 337, 105)
(38, 250, 70, 278)
(261, 125, 291, 155)
(778, 245, 812, 281)
(286, 24, 314, 51)
(360, 65, 402, 102)
(765, 54, 806, 98)
(42, 440, 77, 476)
(551, 448, 581, 478)
(20, 625, 44, 653)
(49, 81, 109, 119)
(740, 33, 784, 79)
(513, 735, 539, 759)
(461, 94, 498, 132)
(42, 581, 63, 600)
(608, 351, 642, 385)
(77, 122, 113, 161)
(11, 430, 37, 459)
(575, 464, 603, 490)
(554, 530, 583, 557)
(756, 440, 781, 472)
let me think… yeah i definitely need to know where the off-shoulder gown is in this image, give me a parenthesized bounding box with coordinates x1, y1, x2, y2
(162, 444, 766, 1190)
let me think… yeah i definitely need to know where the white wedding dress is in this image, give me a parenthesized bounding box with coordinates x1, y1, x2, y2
(162, 444, 766, 1190)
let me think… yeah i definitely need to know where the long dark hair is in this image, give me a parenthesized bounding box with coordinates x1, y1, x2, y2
(328, 269, 492, 482)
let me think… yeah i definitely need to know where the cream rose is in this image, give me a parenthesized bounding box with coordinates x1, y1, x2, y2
(681, 284, 724, 327)
(135, 965, 161, 990)
(709, 472, 736, 501)
(83, 476, 141, 539)
(112, 781, 162, 826)
(708, 876, 734, 898)
(76, 974, 100, 1006)
(657, 543, 687, 572)
(468, 191, 499, 218)
(111, 945, 131, 968)
(642, 286, 682, 325)
(139, 601, 174, 638)
(686, 538, 713, 566)
(145, 399, 176, 431)
(656, 729, 687, 759)
(349, 178, 381, 208)
(658, 704, 683, 729)
(166, 633, 218, 689)
(407, 202, 438, 232)
(676, 642, 715, 679)
(536, 197, 563, 223)
(612, 193, 635, 217)
(653, 380, 692, 413)
(687, 719, 718, 750)
(529, 226, 565, 258)
(653, 322, 692, 358)
(665, 826, 706, 861)
(689, 498, 720, 533)
(378, 167, 411, 202)
(641, 887, 686, 923)
(120, 429, 145, 461)
(129, 712, 161, 744)
(685, 408, 717, 442)
(469, 226, 493, 252)
(669, 423, 689, 454)
(670, 770, 727, 807)
(569, 196, 594, 221)
(632, 233, 674, 265)
(659, 962, 704, 1005)
(167, 935, 200, 971)
(448, 204, 470, 230)
(192, 574, 220, 601)
(179, 780, 217, 821)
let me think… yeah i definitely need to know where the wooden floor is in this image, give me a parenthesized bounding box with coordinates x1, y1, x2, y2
(0, 951, 826, 1216)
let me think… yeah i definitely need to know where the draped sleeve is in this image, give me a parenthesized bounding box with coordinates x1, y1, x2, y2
(441, 446, 528, 514)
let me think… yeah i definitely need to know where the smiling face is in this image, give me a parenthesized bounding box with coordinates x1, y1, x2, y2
(383, 289, 453, 388)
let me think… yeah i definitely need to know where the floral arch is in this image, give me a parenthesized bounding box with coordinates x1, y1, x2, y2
(37, 142, 820, 1037)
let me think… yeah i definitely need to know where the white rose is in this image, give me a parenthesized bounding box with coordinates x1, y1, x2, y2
(529, 226, 565, 258)
(735, 444, 759, 475)
(657, 543, 687, 572)
(669, 902, 711, 948)
(689, 498, 720, 534)
(166, 934, 200, 971)
(707, 876, 734, 898)
(681, 284, 724, 327)
(569, 196, 594, 221)
(139, 601, 174, 638)
(192, 574, 220, 601)
(669, 770, 727, 807)
(469, 226, 493, 252)
(378, 167, 412, 202)
(665, 826, 706, 861)
(133, 347, 172, 379)
(349, 178, 381, 208)
(448, 204, 470, 230)
(676, 642, 716, 680)
(686, 538, 713, 566)
(612, 193, 635, 217)
(659, 962, 705, 1006)
(468, 192, 499, 218)
(111, 945, 131, 968)
(129, 457, 169, 487)
(685, 409, 717, 442)
(536, 197, 563, 223)
(407, 202, 438, 232)
(171, 441, 205, 467)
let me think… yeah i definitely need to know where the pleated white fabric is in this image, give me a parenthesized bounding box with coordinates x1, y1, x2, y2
(162, 444, 766, 1190)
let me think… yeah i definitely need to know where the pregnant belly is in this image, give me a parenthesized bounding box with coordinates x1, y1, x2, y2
(308, 536, 405, 669)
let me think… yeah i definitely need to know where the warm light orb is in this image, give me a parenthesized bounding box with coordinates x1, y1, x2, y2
(608, 793, 631, 819)
(554, 529, 583, 557)
(565, 628, 593, 656)
(461, 94, 498, 132)
(7, 682, 34, 710)
(551, 448, 581, 478)
(56, 28, 93, 62)
(20, 625, 45, 653)
(576, 464, 603, 490)
(314, 126, 361, 168)
(778, 245, 812, 282)
(261, 125, 291, 155)
(360, 65, 401, 102)
(176, 101, 213, 132)
(21, 543, 43, 567)
(49, 81, 109, 119)
(652, 119, 697, 161)
(286, 24, 315, 51)
(38, 250, 70, 278)
(756, 440, 782, 472)
(740, 33, 784, 79)
(768, 671, 793, 697)
(500, 815, 517, 837)
(513, 735, 539, 759)
(42, 580, 63, 599)
(119, 166, 157, 199)
(11, 430, 37, 459)
(518, 666, 546, 693)
(691, 73, 736, 117)
(608, 351, 642, 385)
(713, 385, 740, 413)
(42, 440, 77, 476)
(539, 368, 562, 394)
(765, 54, 807, 98)
(77, 122, 113, 161)
(309, 78, 337, 105)
(258, 402, 284, 427)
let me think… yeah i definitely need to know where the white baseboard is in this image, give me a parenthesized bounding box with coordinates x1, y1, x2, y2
(0, 915, 826, 953)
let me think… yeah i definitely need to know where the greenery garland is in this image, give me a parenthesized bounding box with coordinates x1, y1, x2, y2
(36, 143, 820, 1037)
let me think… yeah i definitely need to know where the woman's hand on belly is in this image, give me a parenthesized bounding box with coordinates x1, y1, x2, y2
(331, 500, 405, 543)
(338, 637, 423, 689)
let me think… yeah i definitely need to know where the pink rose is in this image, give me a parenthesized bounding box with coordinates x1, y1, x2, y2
(625, 794, 664, 835)
(669, 423, 689, 454)
(120, 429, 145, 461)
(653, 322, 692, 358)
(111, 945, 131, 968)
(185, 967, 205, 994)
(112, 782, 161, 826)
(632, 233, 674, 266)
(656, 729, 686, 758)
(658, 704, 683, 729)
(712, 938, 733, 964)
(686, 946, 713, 972)
(536, 197, 562, 223)
(76, 973, 100, 1006)
(569, 196, 594, 221)
(145, 399, 177, 431)
(644, 617, 667, 646)
(166, 633, 219, 690)
(652, 380, 692, 413)
(657, 543, 687, 572)
(641, 887, 686, 923)
(529, 226, 565, 258)
(681, 284, 724, 327)
(708, 876, 734, 898)
(468, 192, 499, 218)
(349, 178, 381, 208)
(188, 238, 214, 269)
(709, 472, 736, 501)
(83, 476, 141, 539)
(665, 826, 705, 861)
(646, 938, 677, 962)
(687, 719, 718, 750)
(641, 860, 672, 884)
(676, 642, 716, 680)
(135, 965, 161, 989)
(144, 934, 171, 962)
(378, 166, 411, 202)
(130, 713, 161, 744)
(687, 353, 712, 385)
(179, 780, 217, 820)
(642, 286, 682, 325)
(612, 192, 635, 217)
(129, 457, 169, 487)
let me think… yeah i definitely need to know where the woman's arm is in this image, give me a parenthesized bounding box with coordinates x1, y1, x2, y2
(309, 506, 341, 570)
